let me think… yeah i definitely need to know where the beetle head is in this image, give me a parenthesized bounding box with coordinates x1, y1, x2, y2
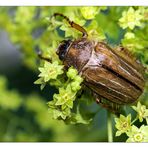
(56, 39, 72, 60)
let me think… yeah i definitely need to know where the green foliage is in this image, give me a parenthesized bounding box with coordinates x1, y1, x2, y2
(0, 77, 22, 110)
(119, 7, 148, 66)
(0, 75, 83, 142)
(115, 102, 148, 142)
(87, 20, 106, 41)
(36, 63, 84, 122)
(0, 6, 148, 142)
(80, 7, 107, 20)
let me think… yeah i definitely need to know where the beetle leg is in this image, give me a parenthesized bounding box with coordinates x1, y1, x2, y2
(93, 92, 120, 115)
(53, 13, 88, 38)
(37, 50, 51, 62)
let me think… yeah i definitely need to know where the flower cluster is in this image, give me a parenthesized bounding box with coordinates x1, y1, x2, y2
(47, 7, 107, 40)
(119, 7, 148, 65)
(35, 54, 84, 121)
(119, 7, 143, 30)
(80, 7, 107, 20)
(115, 102, 148, 142)
(47, 67, 83, 120)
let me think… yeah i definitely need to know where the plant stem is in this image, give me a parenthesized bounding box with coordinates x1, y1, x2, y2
(131, 116, 138, 124)
(107, 111, 113, 142)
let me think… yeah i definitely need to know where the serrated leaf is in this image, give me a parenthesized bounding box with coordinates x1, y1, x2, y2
(40, 83, 46, 90)
(34, 77, 44, 85)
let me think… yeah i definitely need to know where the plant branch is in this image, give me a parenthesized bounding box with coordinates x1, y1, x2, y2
(107, 111, 113, 142)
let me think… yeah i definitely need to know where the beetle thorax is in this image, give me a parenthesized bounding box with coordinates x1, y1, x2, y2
(63, 38, 95, 72)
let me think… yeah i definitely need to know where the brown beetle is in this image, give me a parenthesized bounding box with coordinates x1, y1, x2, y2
(39, 13, 145, 113)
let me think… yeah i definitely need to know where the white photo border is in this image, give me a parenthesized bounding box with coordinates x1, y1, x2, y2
(0, 0, 147, 6)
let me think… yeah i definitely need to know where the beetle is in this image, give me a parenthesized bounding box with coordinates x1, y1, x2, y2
(38, 13, 145, 113)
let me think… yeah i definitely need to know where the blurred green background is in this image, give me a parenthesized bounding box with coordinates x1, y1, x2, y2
(0, 6, 147, 142)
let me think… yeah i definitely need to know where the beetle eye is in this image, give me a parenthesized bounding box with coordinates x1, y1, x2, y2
(56, 40, 71, 60)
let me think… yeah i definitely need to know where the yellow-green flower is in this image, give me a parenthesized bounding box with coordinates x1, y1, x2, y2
(126, 125, 148, 142)
(49, 107, 71, 120)
(39, 61, 64, 82)
(54, 87, 75, 109)
(115, 114, 131, 136)
(132, 102, 148, 122)
(119, 7, 143, 30)
(80, 7, 107, 20)
(80, 7, 99, 20)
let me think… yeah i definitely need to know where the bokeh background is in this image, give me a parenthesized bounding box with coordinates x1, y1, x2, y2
(0, 6, 147, 142)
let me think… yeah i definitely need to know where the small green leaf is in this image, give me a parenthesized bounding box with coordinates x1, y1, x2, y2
(87, 20, 106, 41)
(40, 83, 46, 90)
(116, 131, 122, 137)
(60, 25, 82, 38)
(66, 99, 73, 109)
(34, 77, 44, 85)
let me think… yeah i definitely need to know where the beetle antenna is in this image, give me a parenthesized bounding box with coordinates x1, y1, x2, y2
(53, 13, 88, 38)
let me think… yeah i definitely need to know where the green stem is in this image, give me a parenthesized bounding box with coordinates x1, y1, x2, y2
(131, 116, 138, 124)
(107, 111, 113, 142)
